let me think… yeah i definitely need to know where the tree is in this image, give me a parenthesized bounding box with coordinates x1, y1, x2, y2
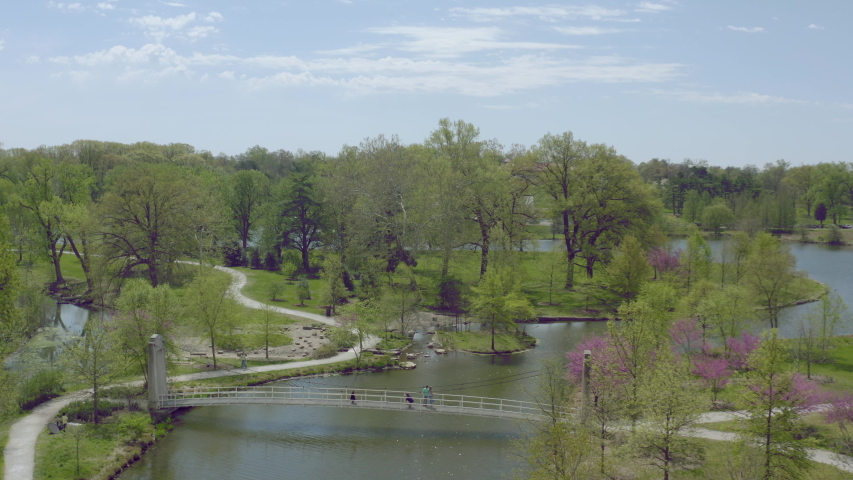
(382, 264, 421, 335)
(530, 132, 659, 288)
(815, 203, 827, 226)
(267, 281, 284, 301)
(605, 236, 651, 298)
(227, 170, 269, 249)
(630, 353, 705, 480)
(537, 246, 567, 305)
(0, 208, 23, 358)
(98, 163, 204, 287)
(63, 316, 125, 424)
(260, 304, 276, 360)
(265, 160, 326, 272)
(183, 269, 239, 369)
(699, 285, 756, 353)
(701, 200, 734, 235)
(693, 355, 732, 402)
(567, 334, 625, 475)
(743, 233, 796, 329)
(335, 308, 375, 367)
(681, 231, 712, 292)
(470, 268, 534, 351)
(15, 156, 94, 287)
(280, 261, 297, 283)
(739, 329, 824, 480)
(804, 292, 848, 363)
(113, 279, 179, 386)
(513, 358, 594, 480)
(320, 254, 346, 314)
(296, 276, 311, 306)
(647, 247, 681, 280)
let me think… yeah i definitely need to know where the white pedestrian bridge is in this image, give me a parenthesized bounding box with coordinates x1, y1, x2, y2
(156, 385, 570, 421)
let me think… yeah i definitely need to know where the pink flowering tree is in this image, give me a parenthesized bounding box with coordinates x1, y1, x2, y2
(670, 318, 704, 359)
(825, 392, 853, 441)
(566, 334, 627, 475)
(726, 331, 761, 371)
(692, 355, 732, 402)
(647, 247, 682, 279)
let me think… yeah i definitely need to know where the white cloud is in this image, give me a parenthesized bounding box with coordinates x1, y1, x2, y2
(187, 26, 217, 39)
(553, 26, 622, 35)
(367, 26, 578, 58)
(48, 2, 84, 11)
(807, 24, 824, 30)
(317, 44, 382, 56)
(0, 39, 4, 52)
(650, 89, 806, 105)
(161, 1, 187, 6)
(727, 25, 764, 33)
(205, 12, 223, 22)
(44, 42, 683, 95)
(97, 2, 114, 10)
(450, 6, 626, 22)
(339, 0, 353, 4)
(130, 12, 197, 41)
(635, 2, 672, 13)
(26, 55, 41, 63)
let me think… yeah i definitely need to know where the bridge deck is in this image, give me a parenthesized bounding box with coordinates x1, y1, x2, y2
(159, 386, 571, 421)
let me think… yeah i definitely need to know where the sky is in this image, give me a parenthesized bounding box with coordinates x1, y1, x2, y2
(0, 1, 850, 167)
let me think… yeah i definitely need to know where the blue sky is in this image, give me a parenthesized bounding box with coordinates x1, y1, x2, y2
(0, 1, 850, 167)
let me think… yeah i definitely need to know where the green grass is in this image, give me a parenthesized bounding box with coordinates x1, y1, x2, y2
(233, 267, 329, 315)
(34, 410, 154, 480)
(438, 331, 537, 354)
(376, 333, 411, 351)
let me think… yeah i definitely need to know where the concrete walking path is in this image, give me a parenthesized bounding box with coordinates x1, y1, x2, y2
(3, 264, 376, 480)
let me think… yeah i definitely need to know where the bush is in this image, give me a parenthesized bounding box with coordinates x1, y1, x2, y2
(826, 225, 844, 245)
(222, 241, 245, 267)
(312, 344, 339, 359)
(18, 369, 65, 411)
(119, 412, 151, 439)
(263, 251, 280, 271)
(249, 248, 263, 269)
(64, 399, 124, 423)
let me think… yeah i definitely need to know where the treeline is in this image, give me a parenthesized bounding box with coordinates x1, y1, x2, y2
(0, 119, 662, 300)
(639, 158, 853, 231)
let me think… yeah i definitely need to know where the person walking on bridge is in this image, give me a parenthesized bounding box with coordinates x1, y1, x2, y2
(350, 391, 357, 405)
(422, 385, 429, 405)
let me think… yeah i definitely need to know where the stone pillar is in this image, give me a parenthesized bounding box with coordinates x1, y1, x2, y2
(580, 350, 591, 421)
(148, 334, 168, 411)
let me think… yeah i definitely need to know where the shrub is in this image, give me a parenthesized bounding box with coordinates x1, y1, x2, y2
(18, 369, 65, 411)
(65, 399, 124, 423)
(312, 344, 339, 359)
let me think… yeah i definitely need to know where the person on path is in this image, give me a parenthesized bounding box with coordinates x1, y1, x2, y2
(422, 385, 429, 405)
(405, 393, 414, 409)
(428, 386, 434, 405)
(350, 391, 357, 405)
(60, 413, 68, 430)
(240, 353, 247, 369)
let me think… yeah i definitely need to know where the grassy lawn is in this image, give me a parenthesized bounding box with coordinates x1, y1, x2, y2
(233, 267, 329, 315)
(33, 410, 154, 480)
(438, 331, 537, 354)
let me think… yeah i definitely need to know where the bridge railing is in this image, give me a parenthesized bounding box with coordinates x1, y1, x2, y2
(159, 386, 573, 419)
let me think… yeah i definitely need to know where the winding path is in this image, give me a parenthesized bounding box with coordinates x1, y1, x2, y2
(3, 265, 378, 480)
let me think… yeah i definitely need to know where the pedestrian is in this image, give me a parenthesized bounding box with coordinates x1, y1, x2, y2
(422, 385, 429, 405)
(240, 352, 247, 369)
(428, 385, 434, 405)
(350, 391, 357, 405)
(405, 393, 414, 409)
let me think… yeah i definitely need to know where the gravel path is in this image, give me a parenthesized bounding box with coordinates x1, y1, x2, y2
(3, 265, 377, 480)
